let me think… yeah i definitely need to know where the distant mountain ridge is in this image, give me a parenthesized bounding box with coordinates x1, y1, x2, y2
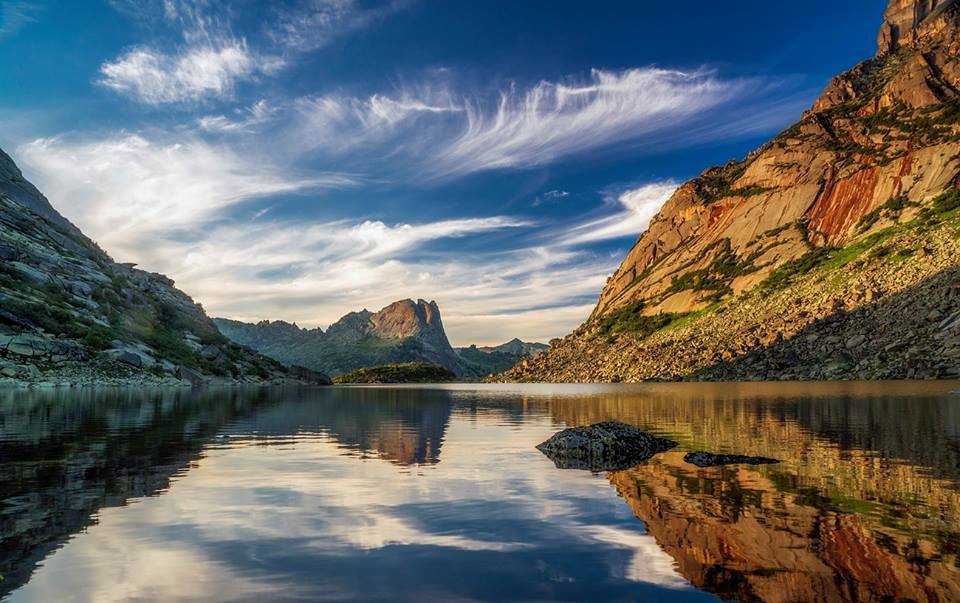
(215, 300, 547, 378)
(475, 338, 548, 357)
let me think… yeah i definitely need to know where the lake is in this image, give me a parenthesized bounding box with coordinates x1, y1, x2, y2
(1, 382, 960, 602)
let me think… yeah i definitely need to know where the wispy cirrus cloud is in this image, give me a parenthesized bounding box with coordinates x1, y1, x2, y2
(284, 67, 769, 179)
(0, 1, 41, 40)
(532, 189, 570, 208)
(100, 0, 409, 105)
(267, 0, 410, 52)
(198, 99, 277, 132)
(558, 181, 678, 246)
(17, 133, 353, 257)
(433, 68, 740, 177)
(99, 42, 284, 105)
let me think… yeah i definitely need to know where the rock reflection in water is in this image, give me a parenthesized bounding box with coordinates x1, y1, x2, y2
(0, 382, 959, 602)
(611, 453, 960, 602)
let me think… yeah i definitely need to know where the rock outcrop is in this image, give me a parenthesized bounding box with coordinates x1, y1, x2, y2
(503, 0, 960, 383)
(536, 420, 677, 471)
(0, 147, 315, 387)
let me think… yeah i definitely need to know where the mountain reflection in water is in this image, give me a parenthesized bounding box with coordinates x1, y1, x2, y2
(0, 382, 959, 602)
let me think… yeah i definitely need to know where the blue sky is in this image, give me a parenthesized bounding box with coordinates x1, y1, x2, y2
(0, 0, 882, 345)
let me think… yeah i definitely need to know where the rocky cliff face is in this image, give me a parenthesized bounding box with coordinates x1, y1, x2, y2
(0, 147, 312, 386)
(503, 0, 960, 382)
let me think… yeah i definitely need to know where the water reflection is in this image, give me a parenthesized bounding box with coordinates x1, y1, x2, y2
(0, 383, 958, 602)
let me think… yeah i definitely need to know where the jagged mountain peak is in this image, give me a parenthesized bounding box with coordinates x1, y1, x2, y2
(878, 0, 957, 54)
(370, 298, 450, 346)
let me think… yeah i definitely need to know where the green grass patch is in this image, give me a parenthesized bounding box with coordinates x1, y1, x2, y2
(595, 300, 690, 338)
(696, 161, 759, 205)
(856, 193, 917, 232)
(665, 239, 759, 301)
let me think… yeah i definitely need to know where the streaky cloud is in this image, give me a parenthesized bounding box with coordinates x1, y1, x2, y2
(558, 181, 679, 246)
(17, 133, 353, 259)
(285, 67, 776, 179)
(433, 68, 740, 177)
(0, 1, 41, 39)
(99, 42, 283, 105)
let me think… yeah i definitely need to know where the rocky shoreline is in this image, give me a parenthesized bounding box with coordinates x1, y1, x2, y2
(0, 331, 328, 389)
(500, 213, 960, 383)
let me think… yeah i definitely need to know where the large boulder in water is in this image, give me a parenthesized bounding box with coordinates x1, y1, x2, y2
(536, 420, 676, 471)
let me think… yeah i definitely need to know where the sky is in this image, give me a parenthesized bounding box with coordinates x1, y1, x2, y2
(0, 0, 883, 345)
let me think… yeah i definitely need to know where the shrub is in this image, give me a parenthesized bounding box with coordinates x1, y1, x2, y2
(759, 246, 839, 291)
(595, 300, 689, 338)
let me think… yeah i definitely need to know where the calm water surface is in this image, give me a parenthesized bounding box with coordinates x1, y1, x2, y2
(1, 382, 960, 602)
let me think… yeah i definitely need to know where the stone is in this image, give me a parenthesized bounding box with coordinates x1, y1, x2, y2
(6, 341, 33, 356)
(0, 366, 16, 378)
(536, 421, 677, 471)
(884, 341, 909, 353)
(176, 365, 207, 385)
(200, 344, 222, 361)
(683, 451, 781, 467)
(846, 334, 867, 349)
(116, 350, 143, 367)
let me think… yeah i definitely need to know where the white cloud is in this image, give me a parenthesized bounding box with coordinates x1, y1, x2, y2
(99, 42, 283, 105)
(100, 0, 409, 105)
(559, 181, 678, 246)
(268, 0, 409, 52)
(167, 225, 611, 345)
(0, 1, 40, 39)
(435, 68, 738, 176)
(291, 90, 462, 153)
(532, 189, 570, 207)
(16, 134, 351, 258)
(282, 67, 755, 179)
(198, 99, 277, 132)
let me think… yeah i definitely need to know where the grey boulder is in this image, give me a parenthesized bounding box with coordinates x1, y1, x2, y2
(536, 420, 676, 471)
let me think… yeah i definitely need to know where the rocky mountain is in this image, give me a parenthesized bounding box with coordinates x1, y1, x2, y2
(0, 147, 322, 387)
(216, 299, 462, 376)
(216, 301, 547, 379)
(455, 338, 548, 375)
(503, 0, 960, 382)
(474, 338, 548, 357)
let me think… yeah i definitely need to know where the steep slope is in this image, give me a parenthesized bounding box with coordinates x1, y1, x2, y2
(504, 0, 960, 382)
(216, 299, 467, 376)
(0, 147, 321, 386)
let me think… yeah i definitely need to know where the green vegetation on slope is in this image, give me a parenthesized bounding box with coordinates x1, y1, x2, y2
(594, 300, 690, 339)
(760, 187, 960, 293)
(332, 362, 458, 384)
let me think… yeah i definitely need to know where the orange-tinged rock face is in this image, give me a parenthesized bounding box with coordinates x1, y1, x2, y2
(879, 0, 956, 54)
(590, 0, 960, 320)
